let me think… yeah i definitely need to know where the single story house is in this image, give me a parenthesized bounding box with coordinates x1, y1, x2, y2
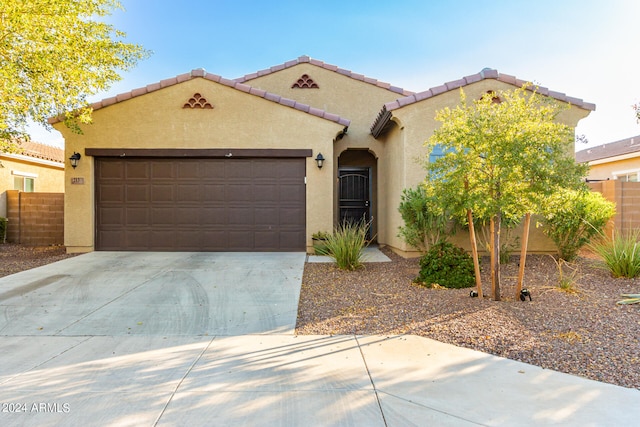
(576, 135, 640, 182)
(52, 56, 594, 254)
(0, 140, 65, 217)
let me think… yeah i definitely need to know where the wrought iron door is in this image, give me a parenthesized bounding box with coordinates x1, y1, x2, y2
(338, 168, 370, 230)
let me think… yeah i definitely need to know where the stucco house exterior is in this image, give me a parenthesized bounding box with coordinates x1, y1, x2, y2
(576, 135, 640, 182)
(52, 56, 594, 254)
(0, 140, 65, 218)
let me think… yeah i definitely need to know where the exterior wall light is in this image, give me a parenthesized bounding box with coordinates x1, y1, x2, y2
(315, 153, 325, 169)
(69, 152, 82, 169)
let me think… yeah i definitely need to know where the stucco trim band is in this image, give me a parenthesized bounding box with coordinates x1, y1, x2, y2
(85, 148, 313, 158)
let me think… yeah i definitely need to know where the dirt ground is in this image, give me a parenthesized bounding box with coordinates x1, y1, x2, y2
(1, 243, 638, 389)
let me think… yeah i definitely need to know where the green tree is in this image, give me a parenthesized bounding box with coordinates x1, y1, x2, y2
(397, 185, 453, 252)
(425, 85, 587, 300)
(0, 0, 149, 151)
(540, 189, 615, 261)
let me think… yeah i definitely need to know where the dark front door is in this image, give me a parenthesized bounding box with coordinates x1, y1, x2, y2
(338, 168, 370, 229)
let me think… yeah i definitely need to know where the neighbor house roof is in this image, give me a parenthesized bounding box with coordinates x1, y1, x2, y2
(48, 69, 350, 128)
(235, 55, 415, 97)
(1, 140, 64, 167)
(371, 68, 597, 137)
(575, 135, 640, 163)
(19, 140, 65, 163)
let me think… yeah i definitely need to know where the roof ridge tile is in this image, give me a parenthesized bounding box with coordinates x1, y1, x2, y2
(235, 56, 414, 96)
(371, 68, 595, 136)
(49, 68, 351, 128)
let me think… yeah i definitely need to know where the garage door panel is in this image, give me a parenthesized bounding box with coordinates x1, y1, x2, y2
(99, 185, 124, 203)
(125, 207, 149, 225)
(254, 208, 277, 225)
(176, 207, 200, 225)
(177, 184, 200, 202)
(126, 185, 149, 202)
(226, 184, 253, 202)
(151, 208, 175, 225)
(151, 184, 175, 202)
(151, 161, 175, 179)
(96, 158, 306, 251)
(98, 230, 124, 249)
(201, 207, 226, 224)
(280, 207, 304, 225)
(254, 184, 278, 202)
(202, 184, 225, 202)
(99, 208, 124, 225)
(225, 160, 251, 178)
(125, 162, 149, 179)
(227, 207, 253, 225)
(280, 184, 305, 202)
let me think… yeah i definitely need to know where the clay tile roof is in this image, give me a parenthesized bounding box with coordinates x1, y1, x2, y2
(575, 135, 640, 163)
(235, 55, 415, 97)
(371, 68, 596, 138)
(15, 140, 65, 163)
(48, 69, 350, 129)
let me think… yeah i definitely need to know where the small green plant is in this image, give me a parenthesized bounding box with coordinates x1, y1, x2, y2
(324, 220, 371, 270)
(540, 189, 615, 261)
(312, 231, 331, 255)
(548, 255, 580, 293)
(590, 229, 640, 278)
(417, 241, 475, 289)
(398, 185, 452, 252)
(0, 217, 7, 244)
(617, 293, 640, 305)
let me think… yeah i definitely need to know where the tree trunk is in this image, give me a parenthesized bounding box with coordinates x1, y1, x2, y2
(467, 209, 483, 298)
(516, 212, 531, 300)
(491, 214, 501, 301)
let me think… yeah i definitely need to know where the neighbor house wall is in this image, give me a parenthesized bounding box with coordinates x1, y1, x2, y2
(586, 155, 640, 181)
(54, 77, 344, 253)
(0, 155, 64, 218)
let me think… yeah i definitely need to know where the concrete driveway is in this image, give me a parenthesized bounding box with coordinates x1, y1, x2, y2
(0, 252, 638, 426)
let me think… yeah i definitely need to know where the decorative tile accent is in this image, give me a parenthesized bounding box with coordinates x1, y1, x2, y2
(292, 74, 319, 89)
(183, 93, 213, 109)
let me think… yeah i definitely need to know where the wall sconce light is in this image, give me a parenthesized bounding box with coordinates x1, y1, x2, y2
(69, 152, 81, 169)
(315, 153, 325, 169)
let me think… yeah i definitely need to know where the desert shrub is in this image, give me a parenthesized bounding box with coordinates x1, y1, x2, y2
(540, 189, 615, 261)
(417, 241, 475, 289)
(398, 185, 452, 253)
(0, 217, 7, 243)
(590, 229, 640, 278)
(324, 220, 371, 270)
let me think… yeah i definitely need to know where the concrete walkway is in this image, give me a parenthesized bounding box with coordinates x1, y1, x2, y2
(0, 253, 637, 426)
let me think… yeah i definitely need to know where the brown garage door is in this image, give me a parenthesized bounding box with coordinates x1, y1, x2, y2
(95, 157, 306, 251)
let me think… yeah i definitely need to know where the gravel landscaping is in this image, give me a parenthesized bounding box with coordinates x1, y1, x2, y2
(296, 247, 640, 390)
(1, 244, 637, 390)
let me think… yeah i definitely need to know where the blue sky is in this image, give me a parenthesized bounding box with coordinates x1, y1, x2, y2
(33, 0, 640, 150)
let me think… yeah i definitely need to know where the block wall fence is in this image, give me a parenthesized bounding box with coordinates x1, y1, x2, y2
(588, 181, 640, 236)
(5, 190, 64, 246)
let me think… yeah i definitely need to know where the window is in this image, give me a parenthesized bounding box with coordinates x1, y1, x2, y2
(12, 171, 36, 192)
(613, 169, 640, 182)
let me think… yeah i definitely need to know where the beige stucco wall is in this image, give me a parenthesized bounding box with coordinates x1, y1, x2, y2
(379, 80, 592, 255)
(54, 77, 344, 253)
(0, 155, 64, 217)
(243, 64, 407, 234)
